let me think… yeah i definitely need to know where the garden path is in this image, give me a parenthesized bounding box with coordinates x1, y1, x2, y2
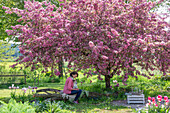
(111, 99, 146, 112)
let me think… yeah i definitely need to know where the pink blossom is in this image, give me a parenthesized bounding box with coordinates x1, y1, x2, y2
(89, 41, 95, 48)
(45, 32, 51, 37)
(111, 28, 119, 36)
(55, 71, 60, 76)
(155, 104, 158, 107)
(138, 39, 145, 44)
(160, 41, 165, 45)
(148, 43, 154, 47)
(113, 50, 118, 54)
(2, 6, 10, 10)
(67, 41, 72, 45)
(154, 42, 160, 46)
(101, 55, 108, 60)
(113, 80, 117, 83)
(9, 86, 12, 89)
(143, 48, 147, 52)
(151, 49, 155, 53)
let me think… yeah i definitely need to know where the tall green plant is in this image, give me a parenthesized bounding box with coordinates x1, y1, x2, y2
(0, 98, 36, 113)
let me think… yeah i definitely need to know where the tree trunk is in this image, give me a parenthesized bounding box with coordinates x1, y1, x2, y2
(58, 57, 63, 78)
(105, 75, 110, 89)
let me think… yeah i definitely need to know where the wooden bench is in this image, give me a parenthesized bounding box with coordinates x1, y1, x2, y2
(0, 74, 27, 84)
(127, 94, 145, 104)
(33, 88, 111, 102)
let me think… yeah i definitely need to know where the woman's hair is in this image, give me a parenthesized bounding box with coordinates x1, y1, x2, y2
(70, 71, 78, 77)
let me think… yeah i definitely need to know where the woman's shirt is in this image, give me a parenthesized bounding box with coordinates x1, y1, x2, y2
(63, 77, 74, 94)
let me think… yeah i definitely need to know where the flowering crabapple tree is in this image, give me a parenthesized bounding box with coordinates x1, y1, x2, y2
(59, 0, 170, 88)
(4, 0, 170, 88)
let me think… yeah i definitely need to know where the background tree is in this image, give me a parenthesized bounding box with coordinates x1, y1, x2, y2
(0, 41, 15, 62)
(4, 0, 169, 88)
(1, 0, 63, 77)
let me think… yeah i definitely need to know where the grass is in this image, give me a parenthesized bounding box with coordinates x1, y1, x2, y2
(69, 103, 134, 113)
(0, 83, 65, 98)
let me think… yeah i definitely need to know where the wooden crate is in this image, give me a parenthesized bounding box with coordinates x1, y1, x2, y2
(127, 94, 145, 104)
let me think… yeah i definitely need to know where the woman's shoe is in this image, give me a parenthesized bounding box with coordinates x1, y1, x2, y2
(73, 101, 79, 104)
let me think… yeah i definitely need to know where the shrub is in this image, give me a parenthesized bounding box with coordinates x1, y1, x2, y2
(0, 99, 36, 113)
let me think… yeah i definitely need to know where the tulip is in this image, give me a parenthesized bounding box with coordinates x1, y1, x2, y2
(164, 96, 168, 100)
(152, 97, 155, 101)
(148, 97, 151, 103)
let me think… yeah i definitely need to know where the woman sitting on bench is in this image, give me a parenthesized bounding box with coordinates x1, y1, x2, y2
(63, 71, 82, 104)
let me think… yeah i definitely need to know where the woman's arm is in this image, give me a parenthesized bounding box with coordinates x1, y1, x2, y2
(67, 78, 79, 90)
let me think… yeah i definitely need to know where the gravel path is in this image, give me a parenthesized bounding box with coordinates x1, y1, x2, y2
(111, 100, 146, 112)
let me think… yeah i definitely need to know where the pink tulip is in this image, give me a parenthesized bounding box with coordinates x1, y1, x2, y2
(148, 97, 151, 101)
(165, 99, 169, 103)
(155, 104, 158, 107)
(152, 97, 155, 102)
(158, 98, 162, 102)
(164, 96, 168, 100)
(157, 95, 162, 99)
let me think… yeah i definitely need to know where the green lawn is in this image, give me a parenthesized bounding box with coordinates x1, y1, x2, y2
(0, 83, 64, 98)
